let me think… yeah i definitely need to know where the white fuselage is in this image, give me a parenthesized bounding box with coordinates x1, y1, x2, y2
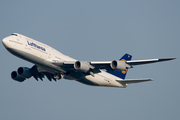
(2, 33, 125, 87)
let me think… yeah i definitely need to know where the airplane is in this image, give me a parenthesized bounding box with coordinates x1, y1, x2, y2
(2, 33, 175, 88)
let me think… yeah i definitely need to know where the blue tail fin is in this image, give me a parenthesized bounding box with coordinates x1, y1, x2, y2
(107, 53, 132, 79)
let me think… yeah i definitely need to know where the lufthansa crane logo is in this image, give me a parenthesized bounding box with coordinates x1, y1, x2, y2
(121, 59, 127, 74)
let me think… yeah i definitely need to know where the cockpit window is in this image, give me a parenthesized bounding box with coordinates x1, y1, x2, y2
(11, 34, 18, 36)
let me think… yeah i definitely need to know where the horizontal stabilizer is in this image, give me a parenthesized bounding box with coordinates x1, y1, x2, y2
(116, 78, 153, 84)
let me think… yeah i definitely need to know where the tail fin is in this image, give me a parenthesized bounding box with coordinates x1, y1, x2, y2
(107, 53, 132, 79)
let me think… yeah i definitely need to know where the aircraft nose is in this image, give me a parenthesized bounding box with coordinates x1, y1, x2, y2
(2, 38, 8, 47)
(2, 37, 10, 48)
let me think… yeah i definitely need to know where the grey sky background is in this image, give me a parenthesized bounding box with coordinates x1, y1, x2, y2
(0, 0, 179, 120)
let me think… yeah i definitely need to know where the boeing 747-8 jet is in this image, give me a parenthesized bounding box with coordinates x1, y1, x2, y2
(2, 33, 175, 88)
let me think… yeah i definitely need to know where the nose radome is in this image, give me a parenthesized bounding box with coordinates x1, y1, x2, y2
(2, 38, 8, 46)
(2, 37, 10, 48)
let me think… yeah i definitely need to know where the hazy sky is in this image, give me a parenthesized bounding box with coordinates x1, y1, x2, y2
(0, 0, 179, 120)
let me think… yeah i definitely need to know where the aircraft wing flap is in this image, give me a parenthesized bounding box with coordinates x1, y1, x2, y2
(116, 78, 153, 84)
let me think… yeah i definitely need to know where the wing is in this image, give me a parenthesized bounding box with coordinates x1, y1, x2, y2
(126, 58, 176, 66)
(52, 58, 175, 73)
(116, 78, 153, 84)
(90, 58, 175, 70)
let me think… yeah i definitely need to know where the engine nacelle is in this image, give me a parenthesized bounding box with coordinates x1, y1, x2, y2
(74, 61, 90, 72)
(110, 60, 127, 71)
(11, 71, 25, 82)
(17, 67, 32, 78)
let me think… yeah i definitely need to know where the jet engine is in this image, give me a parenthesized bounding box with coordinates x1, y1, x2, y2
(17, 67, 32, 78)
(110, 60, 127, 71)
(74, 61, 90, 72)
(11, 71, 26, 82)
(11, 67, 32, 82)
